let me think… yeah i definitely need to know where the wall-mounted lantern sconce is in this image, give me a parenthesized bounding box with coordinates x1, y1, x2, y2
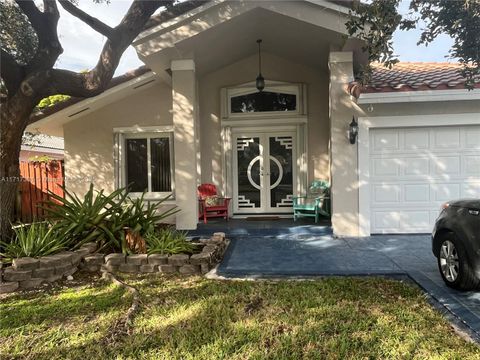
(349, 116, 358, 144)
(256, 39, 265, 92)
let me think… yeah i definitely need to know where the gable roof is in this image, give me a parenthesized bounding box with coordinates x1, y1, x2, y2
(143, 0, 353, 31)
(349, 62, 480, 97)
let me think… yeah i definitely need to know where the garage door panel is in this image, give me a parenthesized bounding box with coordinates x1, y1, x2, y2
(372, 159, 400, 176)
(373, 210, 431, 233)
(404, 157, 430, 176)
(369, 125, 480, 234)
(372, 184, 400, 203)
(465, 156, 480, 176)
(462, 182, 480, 198)
(433, 156, 461, 175)
(403, 211, 430, 230)
(432, 183, 461, 201)
(404, 184, 429, 202)
(372, 130, 399, 151)
(405, 129, 429, 150)
(465, 128, 480, 149)
(373, 211, 400, 231)
(433, 128, 461, 149)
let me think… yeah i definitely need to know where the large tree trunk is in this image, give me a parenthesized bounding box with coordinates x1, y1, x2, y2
(0, 0, 165, 241)
(0, 99, 33, 240)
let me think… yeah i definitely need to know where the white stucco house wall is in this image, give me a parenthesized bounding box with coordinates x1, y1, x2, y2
(28, 0, 480, 236)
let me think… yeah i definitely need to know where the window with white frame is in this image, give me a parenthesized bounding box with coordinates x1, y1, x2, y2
(115, 129, 174, 198)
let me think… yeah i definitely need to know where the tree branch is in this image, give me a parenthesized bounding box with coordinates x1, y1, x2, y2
(58, 0, 113, 38)
(42, 0, 164, 98)
(43, 0, 59, 15)
(14, 0, 43, 34)
(101, 270, 142, 340)
(15, 0, 62, 75)
(1, 49, 23, 97)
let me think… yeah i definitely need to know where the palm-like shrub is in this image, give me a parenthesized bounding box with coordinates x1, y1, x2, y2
(0, 222, 69, 262)
(42, 184, 180, 254)
(145, 227, 197, 255)
(43, 184, 128, 250)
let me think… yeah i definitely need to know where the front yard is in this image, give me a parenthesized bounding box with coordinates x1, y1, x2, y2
(1, 275, 478, 359)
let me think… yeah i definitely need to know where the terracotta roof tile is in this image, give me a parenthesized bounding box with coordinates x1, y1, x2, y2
(350, 62, 480, 96)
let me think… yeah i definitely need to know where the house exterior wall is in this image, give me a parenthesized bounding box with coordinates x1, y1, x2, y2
(63, 82, 173, 197)
(198, 52, 331, 193)
(328, 52, 360, 236)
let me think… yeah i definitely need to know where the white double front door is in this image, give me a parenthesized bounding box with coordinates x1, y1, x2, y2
(233, 131, 297, 214)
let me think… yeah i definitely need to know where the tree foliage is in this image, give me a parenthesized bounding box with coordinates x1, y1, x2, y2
(36, 94, 71, 109)
(0, 0, 38, 66)
(346, 0, 480, 88)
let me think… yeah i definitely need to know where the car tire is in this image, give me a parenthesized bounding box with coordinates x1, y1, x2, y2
(436, 232, 479, 291)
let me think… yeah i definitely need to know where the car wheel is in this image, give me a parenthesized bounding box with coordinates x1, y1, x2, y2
(437, 233, 479, 291)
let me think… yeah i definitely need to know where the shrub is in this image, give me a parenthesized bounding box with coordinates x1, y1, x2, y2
(0, 222, 69, 262)
(42, 184, 180, 254)
(145, 227, 197, 255)
(42, 184, 128, 250)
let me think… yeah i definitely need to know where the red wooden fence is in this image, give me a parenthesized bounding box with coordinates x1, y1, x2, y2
(17, 160, 64, 223)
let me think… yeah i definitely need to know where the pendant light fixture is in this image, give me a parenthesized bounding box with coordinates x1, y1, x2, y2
(256, 39, 265, 92)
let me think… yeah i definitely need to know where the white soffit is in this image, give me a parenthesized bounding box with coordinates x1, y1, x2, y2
(358, 89, 480, 104)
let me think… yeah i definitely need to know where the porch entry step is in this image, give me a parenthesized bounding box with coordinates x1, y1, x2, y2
(246, 216, 280, 221)
(188, 219, 332, 238)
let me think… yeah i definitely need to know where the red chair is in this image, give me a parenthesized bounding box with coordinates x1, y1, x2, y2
(197, 183, 231, 224)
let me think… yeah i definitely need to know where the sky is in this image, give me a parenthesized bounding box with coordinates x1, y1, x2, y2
(54, 0, 456, 76)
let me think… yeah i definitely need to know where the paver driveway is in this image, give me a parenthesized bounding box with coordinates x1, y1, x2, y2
(213, 231, 480, 341)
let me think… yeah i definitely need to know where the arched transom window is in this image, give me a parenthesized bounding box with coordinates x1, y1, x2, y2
(224, 82, 305, 118)
(231, 91, 297, 113)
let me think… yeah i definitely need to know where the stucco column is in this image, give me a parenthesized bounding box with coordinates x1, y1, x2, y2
(171, 59, 198, 230)
(329, 52, 360, 237)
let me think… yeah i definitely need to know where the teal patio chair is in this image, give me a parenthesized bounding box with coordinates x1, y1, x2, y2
(292, 180, 331, 223)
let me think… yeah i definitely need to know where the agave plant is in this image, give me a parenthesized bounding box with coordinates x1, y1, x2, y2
(42, 184, 181, 254)
(41, 183, 128, 249)
(145, 227, 197, 255)
(119, 193, 180, 234)
(0, 222, 69, 262)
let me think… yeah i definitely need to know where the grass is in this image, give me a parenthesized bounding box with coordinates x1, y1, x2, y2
(0, 275, 479, 359)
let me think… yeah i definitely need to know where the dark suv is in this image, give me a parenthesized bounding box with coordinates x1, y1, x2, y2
(432, 199, 480, 291)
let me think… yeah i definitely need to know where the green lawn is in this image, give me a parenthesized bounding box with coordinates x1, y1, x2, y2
(1, 275, 478, 359)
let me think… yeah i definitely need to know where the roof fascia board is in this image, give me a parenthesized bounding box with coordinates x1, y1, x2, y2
(134, 0, 351, 51)
(28, 72, 156, 131)
(357, 88, 480, 104)
(134, 0, 223, 45)
(305, 0, 351, 15)
(135, 0, 351, 46)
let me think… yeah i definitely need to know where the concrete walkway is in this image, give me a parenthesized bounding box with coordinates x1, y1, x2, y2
(212, 231, 480, 341)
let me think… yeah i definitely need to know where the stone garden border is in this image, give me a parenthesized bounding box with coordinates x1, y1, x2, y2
(0, 232, 228, 294)
(84, 232, 228, 275)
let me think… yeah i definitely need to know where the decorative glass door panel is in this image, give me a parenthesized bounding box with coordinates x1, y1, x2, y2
(268, 136, 294, 210)
(233, 132, 296, 213)
(235, 137, 262, 210)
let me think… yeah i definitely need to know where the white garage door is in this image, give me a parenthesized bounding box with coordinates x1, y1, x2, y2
(369, 125, 480, 234)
